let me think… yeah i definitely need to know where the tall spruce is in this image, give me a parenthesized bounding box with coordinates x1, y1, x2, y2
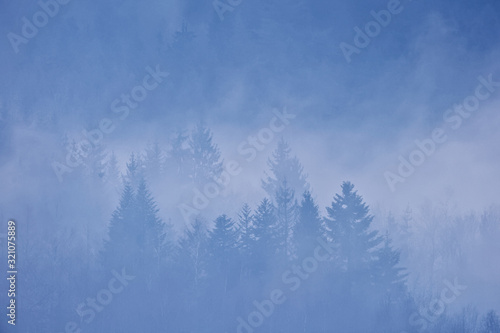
(481, 310, 500, 333)
(188, 123, 224, 186)
(262, 138, 308, 199)
(372, 232, 408, 302)
(295, 191, 325, 258)
(208, 214, 239, 278)
(102, 182, 137, 269)
(237, 203, 253, 260)
(274, 179, 297, 258)
(324, 182, 382, 284)
(175, 218, 209, 290)
(123, 153, 144, 191)
(106, 151, 122, 192)
(166, 130, 191, 182)
(206, 214, 240, 330)
(248, 198, 276, 275)
(144, 141, 164, 182)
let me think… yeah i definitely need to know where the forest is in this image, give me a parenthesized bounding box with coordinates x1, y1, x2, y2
(5, 123, 498, 333)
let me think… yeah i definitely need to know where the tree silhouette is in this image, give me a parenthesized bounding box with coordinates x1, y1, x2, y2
(274, 179, 297, 258)
(248, 198, 277, 276)
(188, 123, 223, 187)
(295, 191, 325, 259)
(262, 138, 308, 200)
(144, 141, 164, 182)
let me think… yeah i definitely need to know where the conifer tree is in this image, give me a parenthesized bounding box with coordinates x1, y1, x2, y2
(144, 141, 164, 182)
(481, 310, 500, 333)
(248, 198, 276, 274)
(208, 214, 239, 277)
(205, 214, 240, 331)
(324, 182, 382, 277)
(173, 218, 210, 332)
(82, 142, 108, 181)
(101, 182, 138, 269)
(135, 178, 168, 277)
(237, 203, 253, 260)
(295, 191, 325, 258)
(106, 151, 121, 191)
(175, 218, 209, 290)
(262, 138, 308, 199)
(372, 232, 408, 302)
(323, 182, 385, 332)
(274, 179, 297, 258)
(188, 123, 223, 186)
(165, 130, 191, 182)
(123, 153, 144, 190)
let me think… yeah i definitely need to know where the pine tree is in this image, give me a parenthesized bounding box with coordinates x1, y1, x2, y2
(123, 153, 144, 190)
(262, 138, 308, 199)
(144, 141, 164, 182)
(175, 218, 209, 290)
(100, 177, 169, 332)
(398, 205, 413, 262)
(102, 182, 137, 269)
(188, 123, 224, 186)
(323, 182, 384, 332)
(325, 182, 381, 274)
(295, 191, 325, 259)
(274, 179, 297, 258)
(237, 203, 253, 260)
(135, 178, 168, 278)
(371, 234, 409, 333)
(173, 218, 210, 332)
(481, 310, 500, 333)
(208, 214, 239, 275)
(372, 232, 408, 302)
(165, 129, 191, 182)
(82, 142, 108, 181)
(172, 22, 196, 49)
(205, 214, 240, 330)
(106, 151, 121, 192)
(248, 198, 276, 275)
(102, 178, 168, 274)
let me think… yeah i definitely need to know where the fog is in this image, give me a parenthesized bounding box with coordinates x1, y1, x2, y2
(1, 0, 500, 332)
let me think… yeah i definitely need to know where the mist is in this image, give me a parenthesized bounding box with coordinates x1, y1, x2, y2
(1, 0, 500, 332)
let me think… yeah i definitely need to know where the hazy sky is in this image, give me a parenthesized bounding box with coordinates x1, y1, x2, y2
(1, 0, 499, 215)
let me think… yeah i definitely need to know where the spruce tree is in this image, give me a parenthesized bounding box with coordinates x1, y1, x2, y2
(106, 151, 122, 192)
(165, 129, 191, 182)
(101, 182, 138, 269)
(123, 153, 144, 190)
(274, 179, 297, 258)
(372, 232, 408, 302)
(175, 218, 209, 290)
(206, 215, 240, 331)
(323, 182, 384, 332)
(173, 218, 210, 332)
(262, 138, 308, 199)
(188, 123, 223, 186)
(248, 198, 276, 275)
(102, 177, 169, 275)
(237, 203, 253, 261)
(295, 191, 325, 259)
(135, 178, 168, 277)
(208, 214, 239, 278)
(324, 181, 382, 278)
(82, 141, 108, 181)
(481, 310, 500, 333)
(144, 141, 164, 182)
